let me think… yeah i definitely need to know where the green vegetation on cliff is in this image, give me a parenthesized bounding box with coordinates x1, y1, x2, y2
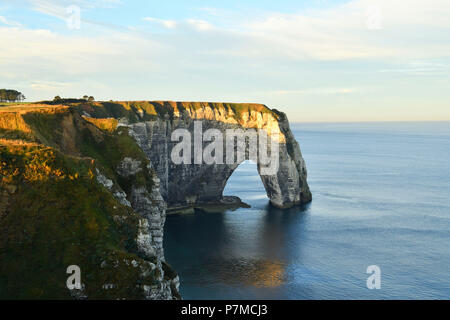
(0, 105, 170, 299)
(35, 100, 278, 124)
(0, 143, 161, 299)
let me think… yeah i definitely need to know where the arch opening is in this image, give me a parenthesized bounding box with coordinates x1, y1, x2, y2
(222, 160, 269, 208)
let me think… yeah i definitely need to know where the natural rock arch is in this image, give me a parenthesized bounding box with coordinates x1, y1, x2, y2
(127, 103, 312, 209)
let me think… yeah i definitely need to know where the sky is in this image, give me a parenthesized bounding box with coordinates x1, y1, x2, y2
(0, 0, 449, 122)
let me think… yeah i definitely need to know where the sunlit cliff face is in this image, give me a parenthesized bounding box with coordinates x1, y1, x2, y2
(170, 102, 286, 143)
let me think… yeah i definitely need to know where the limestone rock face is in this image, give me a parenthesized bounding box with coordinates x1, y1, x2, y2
(129, 175, 167, 259)
(117, 157, 143, 177)
(127, 175, 178, 300)
(96, 168, 132, 207)
(124, 104, 311, 209)
(262, 112, 312, 207)
(97, 163, 176, 299)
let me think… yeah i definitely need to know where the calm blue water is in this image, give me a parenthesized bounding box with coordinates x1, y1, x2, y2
(164, 122, 450, 299)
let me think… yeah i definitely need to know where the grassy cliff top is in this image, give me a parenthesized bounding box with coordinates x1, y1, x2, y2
(0, 104, 68, 113)
(1, 100, 280, 124)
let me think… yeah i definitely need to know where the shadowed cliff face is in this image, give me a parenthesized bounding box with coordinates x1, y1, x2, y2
(115, 102, 312, 209)
(0, 105, 180, 300)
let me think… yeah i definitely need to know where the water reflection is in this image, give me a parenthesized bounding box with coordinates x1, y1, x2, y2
(257, 203, 311, 262)
(186, 257, 286, 288)
(164, 203, 311, 291)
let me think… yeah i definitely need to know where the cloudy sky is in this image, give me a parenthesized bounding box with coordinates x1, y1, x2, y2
(0, 0, 449, 122)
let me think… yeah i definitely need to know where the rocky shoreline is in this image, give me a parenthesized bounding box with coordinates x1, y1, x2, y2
(166, 196, 251, 215)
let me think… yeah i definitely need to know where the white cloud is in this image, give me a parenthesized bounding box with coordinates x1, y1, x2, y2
(142, 17, 177, 29)
(142, 17, 214, 31)
(0, 15, 21, 27)
(265, 88, 359, 95)
(24, 0, 450, 62)
(186, 19, 214, 31)
(378, 61, 450, 76)
(197, 7, 220, 16)
(230, 0, 450, 60)
(0, 26, 164, 78)
(30, 81, 70, 90)
(26, 0, 124, 29)
(29, 1, 66, 21)
(0, 24, 169, 101)
(29, 0, 122, 11)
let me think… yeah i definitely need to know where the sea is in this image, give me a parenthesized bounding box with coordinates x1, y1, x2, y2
(164, 122, 450, 299)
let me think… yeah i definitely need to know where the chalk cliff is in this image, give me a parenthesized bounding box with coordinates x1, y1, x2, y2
(118, 101, 312, 210)
(0, 100, 311, 299)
